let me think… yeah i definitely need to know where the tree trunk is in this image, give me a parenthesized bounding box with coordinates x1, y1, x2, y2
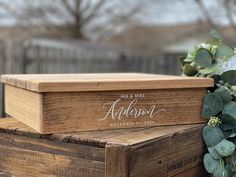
(74, 0, 85, 39)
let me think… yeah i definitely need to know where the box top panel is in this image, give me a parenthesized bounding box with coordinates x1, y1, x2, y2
(1, 73, 214, 92)
(0, 117, 203, 147)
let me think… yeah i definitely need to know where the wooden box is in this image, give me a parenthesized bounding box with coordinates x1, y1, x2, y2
(1, 74, 213, 134)
(0, 117, 207, 177)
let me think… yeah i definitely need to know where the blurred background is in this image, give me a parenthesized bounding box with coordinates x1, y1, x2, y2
(1, 0, 236, 115)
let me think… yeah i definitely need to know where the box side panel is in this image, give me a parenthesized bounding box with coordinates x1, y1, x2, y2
(105, 143, 130, 177)
(0, 133, 105, 177)
(5, 85, 42, 132)
(129, 126, 206, 177)
(42, 88, 206, 133)
(172, 164, 207, 177)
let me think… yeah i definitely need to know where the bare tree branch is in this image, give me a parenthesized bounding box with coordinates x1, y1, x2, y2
(195, 0, 218, 29)
(223, 0, 236, 33)
(61, 0, 79, 20)
(80, 0, 107, 26)
(0, 0, 146, 40)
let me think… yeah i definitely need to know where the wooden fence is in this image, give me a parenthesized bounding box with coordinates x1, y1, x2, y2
(0, 39, 183, 116)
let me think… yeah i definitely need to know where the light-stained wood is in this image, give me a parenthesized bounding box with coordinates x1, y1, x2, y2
(0, 118, 206, 177)
(2, 73, 213, 134)
(5, 85, 42, 132)
(1, 73, 214, 92)
(5, 84, 207, 134)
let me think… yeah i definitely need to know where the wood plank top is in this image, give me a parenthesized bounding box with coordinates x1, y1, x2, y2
(0, 117, 204, 147)
(1, 73, 214, 92)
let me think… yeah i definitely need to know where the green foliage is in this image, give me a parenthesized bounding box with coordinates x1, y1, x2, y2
(203, 126, 224, 147)
(199, 64, 217, 74)
(216, 45, 234, 59)
(195, 48, 213, 67)
(204, 153, 221, 173)
(210, 29, 222, 40)
(219, 114, 236, 125)
(215, 139, 235, 157)
(213, 167, 229, 177)
(183, 64, 198, 76)
(223, 102, 236, 119)
(181, 29, 236, 177)
(201, 93, 224, 118)
(222, 70, 236, 85)
(208, 147, 222, 159)
(215, 87, 233, 104)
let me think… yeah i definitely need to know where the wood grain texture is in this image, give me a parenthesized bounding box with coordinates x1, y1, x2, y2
(0, 133, 105, 177)
(5, 84, 207, 133)
(4, 85, 42, 132)
(40, 87, 206, 133)
(0, 118, 206, 177)
(0, 117, 204, 146)
(129, 125, 205, 177)
(1, 73, 214, 92)
(173, 164, 207, 177)
(105, 143, 130, 177)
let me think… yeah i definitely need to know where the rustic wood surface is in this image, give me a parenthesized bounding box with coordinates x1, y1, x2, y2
(5, 85, 42, 132)
(0, 118, 207, 177)
(1, 73, 213, 92)
(5, 83, 207, 133)
(173, 164, 207, 177)
(0, 117, 203, 146)
(128, 124, 206, 177)
(0, 133, 105, 177)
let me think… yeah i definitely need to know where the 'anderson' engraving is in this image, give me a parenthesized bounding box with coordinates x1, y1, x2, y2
(99, 98, 166, 121)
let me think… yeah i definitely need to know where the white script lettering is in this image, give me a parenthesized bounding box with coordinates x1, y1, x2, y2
(99, 99, 166, 121)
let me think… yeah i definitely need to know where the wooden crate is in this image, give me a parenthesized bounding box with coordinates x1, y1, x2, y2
(1, 73, 213, 134)
(0, 117, 208, 177)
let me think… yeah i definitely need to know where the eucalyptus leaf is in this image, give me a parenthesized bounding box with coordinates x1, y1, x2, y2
(232, 150, 236, 162)
(220, 114, 236, 125)
(223, 130, 233, 139)
(222, 70, 236, 85)
(210, 74, 222, 84)
(225, 165, 234, 177)
(229, 132, 236, 138)
(213, 167, 228, 177)
(230, 151, 236, 172)
(222, 102, 236, 119)
(220, 123, 236, 131)
(184, 57, 194, 62)
(207, 39, 223, 46)
(183, 64, 198, 76)
(216, 45, 234, 59)
(195, 48, 213, 67)
(203, 153, 221, 173)
(210, 29, 222, 40)
(215, 139, 236, 157)
(203, 126, 224, 147)
(208, 147, 222, 159)
(218, 56, 236, 72)
(199, 64, 217, 75)
(201, 93, 224, 118)
(215, 87, 233, 104)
